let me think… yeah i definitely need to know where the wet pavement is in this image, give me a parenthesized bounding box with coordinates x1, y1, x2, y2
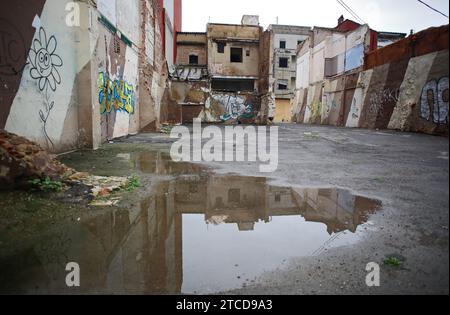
(0, 125, 448, 295)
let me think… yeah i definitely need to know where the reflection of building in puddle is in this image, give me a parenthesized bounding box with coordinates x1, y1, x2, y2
(0, 174, 380, 295)
(174, 175, 380, 233)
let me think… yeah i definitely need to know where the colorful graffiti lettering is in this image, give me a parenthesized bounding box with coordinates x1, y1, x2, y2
(420, 77, 449, 125)
(98, 72, 135, 115)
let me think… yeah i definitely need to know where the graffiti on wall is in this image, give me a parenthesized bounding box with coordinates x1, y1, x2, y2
(98, 72, 136, 115)
(212, 94, 254, 122)
(28, 27, 63, 146)
(368, 88, 400, 115)
(420, 77, 449, 125)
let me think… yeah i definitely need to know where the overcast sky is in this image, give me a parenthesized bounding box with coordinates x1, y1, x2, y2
(182, 0, 449, 34)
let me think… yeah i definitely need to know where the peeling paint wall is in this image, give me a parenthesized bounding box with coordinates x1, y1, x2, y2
(1, 0, 173, 152)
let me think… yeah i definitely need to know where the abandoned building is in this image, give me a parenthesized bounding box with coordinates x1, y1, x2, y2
(170, 15, 269, 124)
(1, 0, 182, 154)
(0, 1, 448, 157)
(266, 24, 311, 122)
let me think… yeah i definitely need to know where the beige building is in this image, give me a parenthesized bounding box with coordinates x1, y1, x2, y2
(176, 32, 208, 66)
(207, 16, 262, 92)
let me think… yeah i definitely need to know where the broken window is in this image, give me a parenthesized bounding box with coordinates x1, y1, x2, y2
(211, 78, 255, 92)
(228, 189, 241, 203)
(279, 57, 289, 68)
(280, 40, 286, 49)
(230, 47, 243, 63)
(189, 54, 199, 65)
(217, 42, 225, 53)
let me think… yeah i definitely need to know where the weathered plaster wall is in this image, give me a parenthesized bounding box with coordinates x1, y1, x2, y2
(293, 25, 449, 136)
(1, 0, 170, 153)
(170, 80, 261, 124)
(207, 24, 261, 78)
(3, 0, 92, 152)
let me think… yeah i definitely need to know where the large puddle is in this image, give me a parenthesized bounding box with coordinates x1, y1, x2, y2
(0, 150, 382, 294)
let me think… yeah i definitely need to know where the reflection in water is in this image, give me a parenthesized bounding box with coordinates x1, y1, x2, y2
(0, 151, 381, 294)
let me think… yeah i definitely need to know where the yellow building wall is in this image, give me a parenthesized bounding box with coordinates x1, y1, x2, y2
(274, 99, 293, 123)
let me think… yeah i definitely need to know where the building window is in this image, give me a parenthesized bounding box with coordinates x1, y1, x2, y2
(297, 40, 303, 46)
(230, 47, 243, 63)
(275, 194, 281, 203)
(246, 50, 250, 57)
(211, 78, 255, 92)
(189, 55, 199, 65)
(217, 42, 225, 53)
(279, 57, 289, 68)
(280, 40, 286, 49)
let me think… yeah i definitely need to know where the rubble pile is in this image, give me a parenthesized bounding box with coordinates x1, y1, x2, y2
(0, 130, 73, 189)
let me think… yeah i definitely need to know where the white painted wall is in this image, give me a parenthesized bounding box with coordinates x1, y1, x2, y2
(325, 33, 345, 58)
(311, 41, 325, 84)
(296, 50, 310, 89)
(5, 0, 90, 151)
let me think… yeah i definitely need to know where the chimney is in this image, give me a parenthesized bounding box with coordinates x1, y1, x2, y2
(241, 15, 260, 26)
(338, 15, 344, 25)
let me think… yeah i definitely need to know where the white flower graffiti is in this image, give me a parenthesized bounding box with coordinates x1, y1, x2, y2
(27, 27, 63, 147)
(29, 27, 62, 92)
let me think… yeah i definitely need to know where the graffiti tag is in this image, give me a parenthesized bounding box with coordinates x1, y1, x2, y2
(420, 77, 449, 125)
(98, 72, 136, 115)
(368, 88, 400, 115)
(28, 27, 63, 147)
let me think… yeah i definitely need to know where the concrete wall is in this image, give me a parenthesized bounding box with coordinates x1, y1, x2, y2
(176, 33, 207, 65)
(292, 25, 449, 136)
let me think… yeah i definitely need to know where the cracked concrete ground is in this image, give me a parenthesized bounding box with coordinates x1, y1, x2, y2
(122, 124, 449, 295)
